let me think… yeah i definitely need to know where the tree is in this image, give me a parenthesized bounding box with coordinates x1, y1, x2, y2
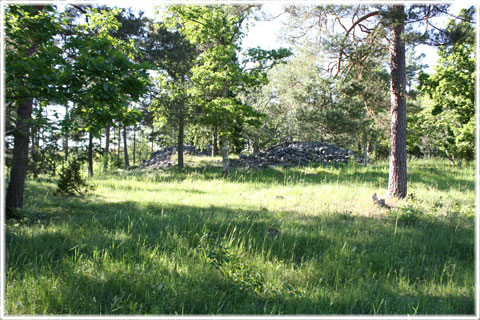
(284, 4, 450, 198)
(5, 5, 65, 218)
(145, 22, 198, 169)
(4, 5, 149, 217)
(418, 7, 475, 164)
(63, 7, 149, 176)
(166, 5, 291, 173)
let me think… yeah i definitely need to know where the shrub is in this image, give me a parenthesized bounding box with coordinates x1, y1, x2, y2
(55, 158, 91, 196)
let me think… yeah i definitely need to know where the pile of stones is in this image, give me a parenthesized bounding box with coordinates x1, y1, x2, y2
(139, 145, 210, 169)
(140, 141, 362, 170)
(233, 141, 361, 168)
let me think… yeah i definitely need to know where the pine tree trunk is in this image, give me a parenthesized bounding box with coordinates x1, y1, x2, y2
(220, 131, 229, 174)
(6, 99, 34, 218)
(177, 112, 185, 169)
(88, 132, 94, 177)
(123, 125, 130, 168)
(387, 5, 407, 199)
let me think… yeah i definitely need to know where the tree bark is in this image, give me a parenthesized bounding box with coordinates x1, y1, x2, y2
(133, 126, 136, 165)
(64, 106, 69, 162)
(177, 112, 185, 169)
(103, 123, 110, 171)
(212, 128, 219, 156)
(31, 127, 38, 178)
(88, 131, 94, 177)
(6, 6, 43, 219)
(117, 125, 121, 162)
(253, 137, 260, 155)
(363, 141, 369, 167)
(123, 125, 130, 168)
(64, 135, 69, 162)
(220, 130, 229, 174)
(387, 5, 407, 198)
(6, 99, 34, 218)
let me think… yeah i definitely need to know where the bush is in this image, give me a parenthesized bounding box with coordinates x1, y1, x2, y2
(55, 158, 91, 196)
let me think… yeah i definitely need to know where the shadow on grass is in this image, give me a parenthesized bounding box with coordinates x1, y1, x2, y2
(111, 161, 473, 193)
(6, 185, 475, 315)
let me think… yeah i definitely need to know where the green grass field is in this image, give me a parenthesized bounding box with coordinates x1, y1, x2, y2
(5, 158, 475, 315)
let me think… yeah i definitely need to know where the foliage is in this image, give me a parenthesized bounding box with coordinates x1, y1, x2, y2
(55, 158, 91, 196)
(164, 5, 291, 170)
(418, 7, 475, 163)
(5, 5, 65, 107)
(63, 8, 150, 137)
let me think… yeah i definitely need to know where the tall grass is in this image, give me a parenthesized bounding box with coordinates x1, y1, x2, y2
(5, 158, 475, 315)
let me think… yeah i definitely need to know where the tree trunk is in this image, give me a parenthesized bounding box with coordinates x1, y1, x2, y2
(64, 105, 69, 162)
(151, 123, 155, 153)
(363, 141, 369, 167)
(103, 123, 110, 171)
(123, 125, 130, 169)
(31, 127, 38, 178)
(177, 112, 185, 169)
(117, 125, 121, 162)
(64, 135, 69, 162)
(6, 6, 43, 219)
(387, 5, 407, 199)
(6, 99, 34, 218)
(220, 131, 229, 174)
(133, 127, 136, 165)
(88, 131, 94, 177)
(212, 128, 219, 156)
(253, 137, 260, 155)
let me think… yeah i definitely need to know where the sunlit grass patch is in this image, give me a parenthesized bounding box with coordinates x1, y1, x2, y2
(6, 158, 475, 315)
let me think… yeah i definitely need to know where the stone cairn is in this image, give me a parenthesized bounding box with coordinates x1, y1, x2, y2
(139, 145, 211, 169)
(140, 141, 361, 169)
(232, 141, 361, 168)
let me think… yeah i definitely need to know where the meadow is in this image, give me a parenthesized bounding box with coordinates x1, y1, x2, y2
(5, 157, 475, 315)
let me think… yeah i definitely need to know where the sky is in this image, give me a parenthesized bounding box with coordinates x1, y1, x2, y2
(124, 1, 473, 74)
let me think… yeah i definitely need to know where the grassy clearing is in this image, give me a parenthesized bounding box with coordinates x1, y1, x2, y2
(5, 158, 475, 315)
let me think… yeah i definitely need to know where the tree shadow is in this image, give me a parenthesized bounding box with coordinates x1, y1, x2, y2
(6, 192, 475, 315)
(121, 162, 474, 193)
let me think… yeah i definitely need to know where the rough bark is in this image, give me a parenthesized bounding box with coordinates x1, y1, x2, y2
(103, 123, 110, 171)
(387, 5, 407, 198)
(88, 131, 94, 177)
(177, 112, 185, 169)
(6, 99, 34, 218)
(123, 125, 129, 168)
